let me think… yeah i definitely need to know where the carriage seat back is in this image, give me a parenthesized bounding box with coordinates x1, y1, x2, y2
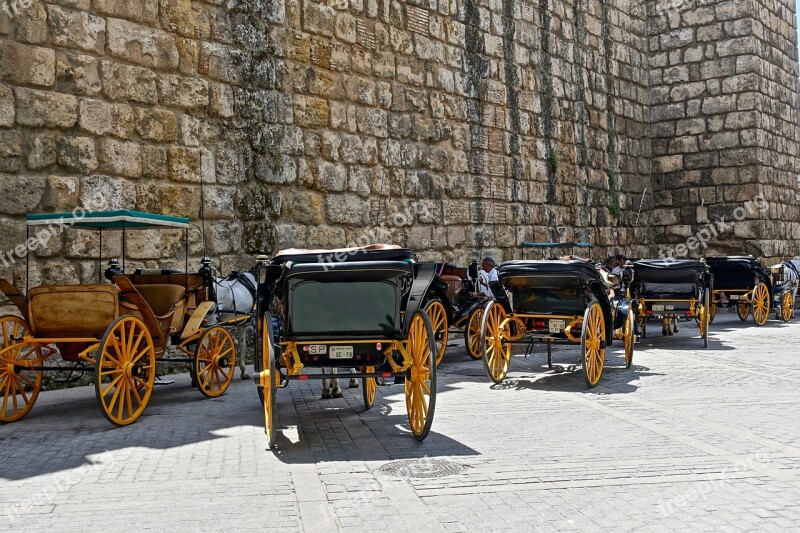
(28, 284, 120, 338)
(440, 275, 463, 301)
(640, 282, 697, 299)
(126, 273, 206, 313)
(120, 284, 186, 340)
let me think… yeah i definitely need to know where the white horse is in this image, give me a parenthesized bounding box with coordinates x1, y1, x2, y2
(321, 368, 358, 399)
(209, 271, 257, 380)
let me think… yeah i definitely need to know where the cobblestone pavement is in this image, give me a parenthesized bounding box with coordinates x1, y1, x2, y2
(2, 313, 800, 531)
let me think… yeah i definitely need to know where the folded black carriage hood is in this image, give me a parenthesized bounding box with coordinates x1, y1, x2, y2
(498, 260, 602, 283)
(632, 259, 709, 283)
(272, 248, 416, 265)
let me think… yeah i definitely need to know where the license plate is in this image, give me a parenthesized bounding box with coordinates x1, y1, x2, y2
(329, 346, 353, 359)
(549, 319, 565, 333)
(652, 304, 665, 312)
(306, 344, 327, 355)
(729, 294, 740, 300)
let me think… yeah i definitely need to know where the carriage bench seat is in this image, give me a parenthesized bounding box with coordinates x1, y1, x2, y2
(117, 282, 186, 342)
(28, 284, 120, 338)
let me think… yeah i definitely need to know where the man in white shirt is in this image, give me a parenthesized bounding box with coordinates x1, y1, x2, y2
(473, 257, 499, 298)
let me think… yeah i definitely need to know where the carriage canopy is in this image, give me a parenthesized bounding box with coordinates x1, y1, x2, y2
(26, 210, 190, 229)
(705, 256, 769, 291)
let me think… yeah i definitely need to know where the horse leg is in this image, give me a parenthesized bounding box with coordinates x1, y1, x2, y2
(349, 368, 358, 389)
(321, 368, 332, 399)
(672, 317, 678, 333)
(237, 326, 252, 380)
(331, 367, 343, 398)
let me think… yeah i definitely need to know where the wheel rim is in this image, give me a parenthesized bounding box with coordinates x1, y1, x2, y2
(709, 303, 717, 324)
(624, 312, 634, 368)
(752, 283, 770, 326)
(262, 315, 276, 448)
(466, 309, 483, 359)
(698, 305, 707, 336)
(405, 312, 435, 438)
(737, 301, 750, 321)
(363, 365, 376, 409)
(195, 326, 236, 398)
(425, 300, 448, 366)
(582, 303, 605, 387)
(782, 292, 793, 322)
(96, 316, 155, 426)
(0, 316, 41, 423)
(481, 303, 510, 383)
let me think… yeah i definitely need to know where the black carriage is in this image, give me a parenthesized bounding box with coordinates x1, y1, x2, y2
(629, 259, 713, 347)
(704, 256, 772, 326)
(479, 259, 635, 388)
(253, 245, 438, 448)
(436, 262, 492, 360)
(771, 259, 800, 322)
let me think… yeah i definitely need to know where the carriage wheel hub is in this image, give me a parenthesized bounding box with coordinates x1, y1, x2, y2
(216, 355, 229, 368)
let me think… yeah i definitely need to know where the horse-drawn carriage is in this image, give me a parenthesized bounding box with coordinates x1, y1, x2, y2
(254, 245, 439, 448)
(628, 259, 713, 347)
(771, 259, 800, 322)
(705, 256, 772, 325)
(479, 259, 635, 388)
(0, 210, 246, 426)
(436, 262, 492, 360)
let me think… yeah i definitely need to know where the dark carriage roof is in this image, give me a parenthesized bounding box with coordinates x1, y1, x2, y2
(498, 260, 602, 283)
(271, 247, 415, 265)
(631, 259, 708, 283)
(705, 256, 767, 272)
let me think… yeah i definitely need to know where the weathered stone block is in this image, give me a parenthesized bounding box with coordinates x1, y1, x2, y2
(141, 145, 168, 179)
(57, 136, 97, 174)
(326, 193, 370, 224)
(106, 18, 179, 69)
(79, 99, 135, 139)
(98, 139, 142, 178)
(168, 146, 203, 182)
(0, 130, 22, 172)
(42, 175, 80, 212)
(81, 175, 135, 211)
(313, 160, 346, 191)
(0, 41, 55, 87)
(0, 174, 45, 215)
(209, 84, 234, 118)
(285, 189, 325, 224)
(158, 75, 209, 109)
(93, 0, 159, 23)
(135, 107, 177, 142)
(304, 2, 335, 37)
(293, 95, 329, 128)
(100, 61, 158, 103)
(27, 134, 57, 170)
(15, 1, 49, 44)
(48, 5, 106, 54)
(56, 52, 101, 96)
(0, 84, 12, 127)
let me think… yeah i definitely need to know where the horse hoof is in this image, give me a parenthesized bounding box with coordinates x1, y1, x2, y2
(332, 391, 344, 399)
(661, 329, 668, 336)
(241, 373, 251, 380)
(349, 381, 359, 389)
(321, 392, 332, 400)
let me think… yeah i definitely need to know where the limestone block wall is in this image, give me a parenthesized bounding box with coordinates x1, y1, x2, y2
(647, 0, 800, 260)
(0, 0, 254, 289)
(266, 0, 652, 264)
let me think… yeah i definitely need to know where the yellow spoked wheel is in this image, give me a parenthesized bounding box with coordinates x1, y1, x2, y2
(709, 303, 717, 324)
(781, 292, 794, 322)
(623, 311, 635, 369)
(95, 316, 155, 427)
(751, 283, 770, 326)
(424, 299, 448, 366)
(404, 310, 436, 440)
(581, 302, 606, 388)
(737, 301, 750, 321)
(362, 365, 376, 410)
(0, 316, 42, 423)
(465, 308, 484, 360)
(261, 314, 277, 448)
(480, 301, 511, 384)
(194, 326, 236, 398)
(700, 290, 710, 348)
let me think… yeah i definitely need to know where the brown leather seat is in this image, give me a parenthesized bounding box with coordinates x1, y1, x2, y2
(119, 283, 186, 343)
(440, 275, 463, 301)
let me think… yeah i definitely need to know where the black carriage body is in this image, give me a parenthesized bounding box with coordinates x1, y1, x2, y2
(706, 256, 771, 296)
(495, 260, 614, 344)
(257, 249, 437, 369)
(630, 259, 711, 315)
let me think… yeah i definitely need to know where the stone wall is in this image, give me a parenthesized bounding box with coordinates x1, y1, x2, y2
(266, 0, 652, 264)
(0, 0, 798, 288)
(647, 0, 800, 261)
(0, 0, 254, 289)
